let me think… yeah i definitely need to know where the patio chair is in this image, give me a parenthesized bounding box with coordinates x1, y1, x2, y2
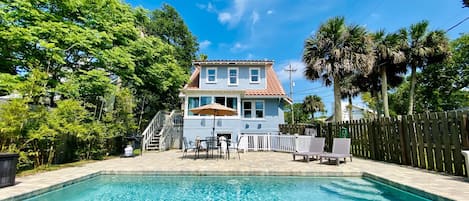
(319, 138, 352, 165)
(292, 137, 325, 163)
(182, 137, 197, 159)
(205, 136, 218, 159)
(227, 135, 244, 160)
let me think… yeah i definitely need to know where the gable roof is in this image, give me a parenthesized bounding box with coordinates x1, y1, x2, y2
(182, 60, 292, 104)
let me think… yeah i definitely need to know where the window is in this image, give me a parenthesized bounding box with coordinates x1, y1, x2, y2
(228, 68, 238, 85)
(207, 68, 217, 83)
(243, 102, 252, 118)
(250, 68, 260, 83)
(243, 100, 264, 118)
(188, 97, 199, 116)
(188, 96, 238, 116)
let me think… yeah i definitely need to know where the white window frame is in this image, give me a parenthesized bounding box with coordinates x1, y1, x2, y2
(227, 67, 238, 86)
(186, 95, 239, 118)
(249, 67, 260, 83)
(206, 67, 217, 83)
(242, 100, 264, 119)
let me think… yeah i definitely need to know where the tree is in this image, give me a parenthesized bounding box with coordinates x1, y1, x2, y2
(302, 95, 325, 122)
(147, 3, 199, 71)
(303, 16, 374, 122)
(340, 75, 360, 121)
(372, 29, 408, 117)
(406, 21, 450, 114)
(285, 103, 309, 124)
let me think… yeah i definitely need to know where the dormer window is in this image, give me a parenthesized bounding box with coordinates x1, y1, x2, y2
(228, 67, 238, 85)
(207, 67, 217, 83)
(250, 68, 260, 83)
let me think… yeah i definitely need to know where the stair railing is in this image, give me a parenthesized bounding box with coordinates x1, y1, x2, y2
(158, 110, 183, 151)
(141, 111, 166, 151)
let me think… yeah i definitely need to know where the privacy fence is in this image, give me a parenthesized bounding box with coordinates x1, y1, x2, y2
(280, 111, 469, 177)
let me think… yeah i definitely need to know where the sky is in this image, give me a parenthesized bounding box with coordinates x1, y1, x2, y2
(126, 0, 469, 116)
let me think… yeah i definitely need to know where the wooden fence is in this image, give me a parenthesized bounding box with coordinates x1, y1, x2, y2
(281, 111, 469, 177)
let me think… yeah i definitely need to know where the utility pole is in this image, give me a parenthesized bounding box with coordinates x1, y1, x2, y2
(285, 64, 297, 124)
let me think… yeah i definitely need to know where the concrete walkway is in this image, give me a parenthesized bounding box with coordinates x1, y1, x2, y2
(1, 150, 468, 200)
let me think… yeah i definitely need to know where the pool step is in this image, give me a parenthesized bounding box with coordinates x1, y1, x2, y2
(340, 178, 376, 187)
(320, 183, 390, 201)
(330, 181, 383, 194)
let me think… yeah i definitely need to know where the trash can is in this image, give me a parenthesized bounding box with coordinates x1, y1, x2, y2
(0, 153, 19, 188)
(462, 151, 469, 177)
(340, 127, 349, 138)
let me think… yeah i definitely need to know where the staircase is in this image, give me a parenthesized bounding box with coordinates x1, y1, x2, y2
(319, 179, 390, 201)
(142, 110, 183, 151)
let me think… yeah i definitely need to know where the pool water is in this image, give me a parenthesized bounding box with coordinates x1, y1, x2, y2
(24, 175, 431, 201)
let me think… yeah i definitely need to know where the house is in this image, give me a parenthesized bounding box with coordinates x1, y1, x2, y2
(326, 101, 376, 122)
(180, 60, 292, 142)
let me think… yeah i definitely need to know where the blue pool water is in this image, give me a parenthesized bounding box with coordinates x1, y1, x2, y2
(24, 175, 431, 201)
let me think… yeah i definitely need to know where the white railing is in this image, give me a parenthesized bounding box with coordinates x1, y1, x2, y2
(158, 110, 183, 151)
(141, 111, 166, 150)
(241, 134, 316, 153)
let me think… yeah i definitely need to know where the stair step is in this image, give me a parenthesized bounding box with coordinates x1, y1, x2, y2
(320, 184, 389, 201)
(330, 181, 382, 194)
(341, 178, 376, 187)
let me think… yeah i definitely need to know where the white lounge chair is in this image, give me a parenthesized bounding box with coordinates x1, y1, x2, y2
(292, 137, 325, 162)
(319, 138, 352, 165)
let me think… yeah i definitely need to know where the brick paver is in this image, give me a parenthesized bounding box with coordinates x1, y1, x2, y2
(0, 150, 467, 200)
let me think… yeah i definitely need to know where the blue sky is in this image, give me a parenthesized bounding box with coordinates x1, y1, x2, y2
(126, 0, 469, 116)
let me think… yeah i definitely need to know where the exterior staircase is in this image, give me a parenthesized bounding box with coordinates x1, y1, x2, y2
(142, 110, 183, 151)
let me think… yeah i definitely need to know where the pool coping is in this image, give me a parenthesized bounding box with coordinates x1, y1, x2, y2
(2, 171, 452, 201)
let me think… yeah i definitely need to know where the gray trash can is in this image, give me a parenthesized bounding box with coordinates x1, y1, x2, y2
(0, 153, 19, 188)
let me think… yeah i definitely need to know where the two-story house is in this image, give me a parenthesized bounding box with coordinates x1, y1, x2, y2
(180, 60, 292, 142)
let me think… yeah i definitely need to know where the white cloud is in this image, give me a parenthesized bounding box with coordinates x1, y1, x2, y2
(267, 10, 273, 15)
(215, 0, 248, 26)
(230, 42, 248, 52)
(199, 40, 211, 49)
(218, 12, 232, 23)
(246, 53, 254, 59)
(196, 2, 216, 12)
(251, 11, 259, 25)
(276, 60, 306, 84)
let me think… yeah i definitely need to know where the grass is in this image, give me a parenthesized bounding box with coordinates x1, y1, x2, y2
(17, 156, 117, 177)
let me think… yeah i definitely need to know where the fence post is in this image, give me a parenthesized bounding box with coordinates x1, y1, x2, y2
(294, 134, 299, 152)
(399, 115, 410, 165)
(462, 114, 469, 149)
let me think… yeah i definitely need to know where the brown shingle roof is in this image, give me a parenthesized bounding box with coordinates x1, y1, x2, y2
(245, 66, 286, 96)
(184, 67, 199, 89)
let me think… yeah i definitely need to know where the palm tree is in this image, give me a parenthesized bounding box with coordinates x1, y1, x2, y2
(340, 75, 360, 121)
(373, 29, 408, 117)
(303, 16, 374, 122)
(302, 95, 325, 122)
(406, 21, 449, 114)
(463, 0, 469, 7)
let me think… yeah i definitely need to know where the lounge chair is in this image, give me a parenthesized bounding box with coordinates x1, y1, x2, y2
(292, 137, 325, 162)
(182, 137, 197, 159)
(319, 138, 352, 165)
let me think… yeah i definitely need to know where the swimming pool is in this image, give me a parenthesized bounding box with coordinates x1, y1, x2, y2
(22, 175, 431, 201)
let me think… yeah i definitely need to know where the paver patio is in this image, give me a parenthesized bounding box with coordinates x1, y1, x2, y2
(0, 150, 468, 200)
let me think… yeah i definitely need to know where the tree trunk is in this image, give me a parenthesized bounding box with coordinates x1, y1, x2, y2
(381, 67, 390, 117)
(408, 65, 417, 115)
(333, 75, 342, 122)
(348, 95, 353, 121)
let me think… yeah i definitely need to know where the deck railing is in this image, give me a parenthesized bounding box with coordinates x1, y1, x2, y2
(159, 110, 183, 151)
(141, 111, 166, 150)
(241, 134, 316, 153)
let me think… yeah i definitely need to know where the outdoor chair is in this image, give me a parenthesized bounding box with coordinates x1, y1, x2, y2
(227, 135, 244, 160)
(292, 137, 325, 162)
(182, 137, 197, 159)
(319, 138, 352, 165)
(205, 136, 218, 159)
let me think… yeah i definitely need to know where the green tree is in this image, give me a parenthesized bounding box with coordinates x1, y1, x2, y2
(303, 16, 374, 122)
(373, 29, 408, 117)
(302, 95, 325, 122)
(340, 75, 360, 121)
(406, 21, 450, 114)
(285, 103, 309, 124)
(147, 3, 199, 71)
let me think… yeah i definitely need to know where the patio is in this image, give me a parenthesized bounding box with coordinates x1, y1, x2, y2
(0, 150, 468, 201)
